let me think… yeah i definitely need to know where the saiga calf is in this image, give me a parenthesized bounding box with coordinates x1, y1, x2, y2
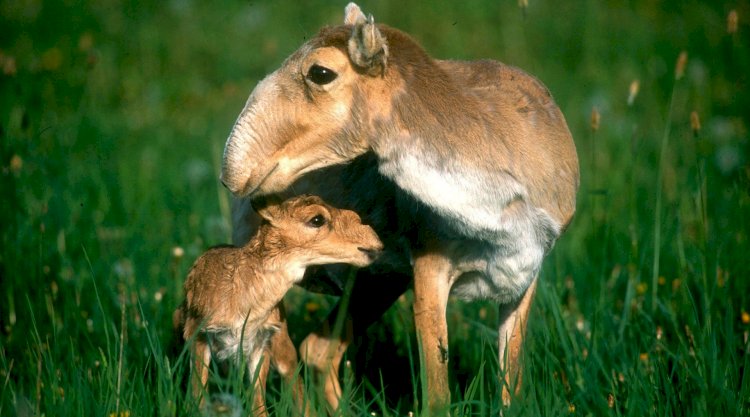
(174, 195, 383, 416)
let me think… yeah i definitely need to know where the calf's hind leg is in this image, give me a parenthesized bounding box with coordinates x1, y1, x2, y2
(267, 303, 310, 416)
(299, 270, 411, 412)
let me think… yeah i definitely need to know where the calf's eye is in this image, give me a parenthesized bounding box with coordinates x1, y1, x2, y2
(307, 214, 327, 228)
(307, 64, 338, 85)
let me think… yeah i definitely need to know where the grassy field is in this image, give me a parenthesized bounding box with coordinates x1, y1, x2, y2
(1, 0, 749, 415)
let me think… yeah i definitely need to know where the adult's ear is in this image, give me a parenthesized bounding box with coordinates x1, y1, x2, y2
(251, 195, 283, 224)
(344, 2, 367, 25)
(345, 4, 388, 76)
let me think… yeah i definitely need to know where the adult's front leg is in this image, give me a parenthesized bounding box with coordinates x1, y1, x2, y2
(412, 251, 453, 416)
(497, 277, 537, 406)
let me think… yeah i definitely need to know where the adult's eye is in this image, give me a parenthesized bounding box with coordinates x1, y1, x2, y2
(307, 64, 338, 85)
(307, 214, 327, 228)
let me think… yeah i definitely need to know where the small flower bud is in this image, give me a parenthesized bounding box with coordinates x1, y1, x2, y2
(727, 10, 738, 34)
(10, 154, 23, 173)
(590, 107, 600, 132)
(171, 246, 184, 259)
(627, 80, 640, 106)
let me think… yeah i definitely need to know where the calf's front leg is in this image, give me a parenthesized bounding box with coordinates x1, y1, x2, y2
(251, 353, 271, 417)
(412, 251, 453, 416)
(191, 337, 211, 409)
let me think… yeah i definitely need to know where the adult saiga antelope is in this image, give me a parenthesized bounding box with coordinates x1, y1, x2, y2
(221, 3, 579, 414)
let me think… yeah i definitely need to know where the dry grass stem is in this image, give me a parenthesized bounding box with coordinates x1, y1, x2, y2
(675, 51, 688, 80)
(690, 111, 701, 136)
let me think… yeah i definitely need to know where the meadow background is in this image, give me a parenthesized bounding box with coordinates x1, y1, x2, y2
(1, 0, 748, 415)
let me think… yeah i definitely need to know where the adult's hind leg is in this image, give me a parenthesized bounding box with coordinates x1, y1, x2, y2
(299, 270, 411, 412)
(497, 277, 537, 406)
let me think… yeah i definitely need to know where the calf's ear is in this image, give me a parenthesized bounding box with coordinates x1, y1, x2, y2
(346, 6, 388, 76)
(251, 195, 283, 224)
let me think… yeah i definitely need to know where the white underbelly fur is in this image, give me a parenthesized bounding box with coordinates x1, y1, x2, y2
(205, 324, 278, 377)
(380, 149, 560, 304)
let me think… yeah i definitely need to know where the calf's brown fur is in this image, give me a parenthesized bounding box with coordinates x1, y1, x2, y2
(174, 195, 382, 415)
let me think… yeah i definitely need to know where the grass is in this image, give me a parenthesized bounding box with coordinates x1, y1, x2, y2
(1, 0, 749, 416)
